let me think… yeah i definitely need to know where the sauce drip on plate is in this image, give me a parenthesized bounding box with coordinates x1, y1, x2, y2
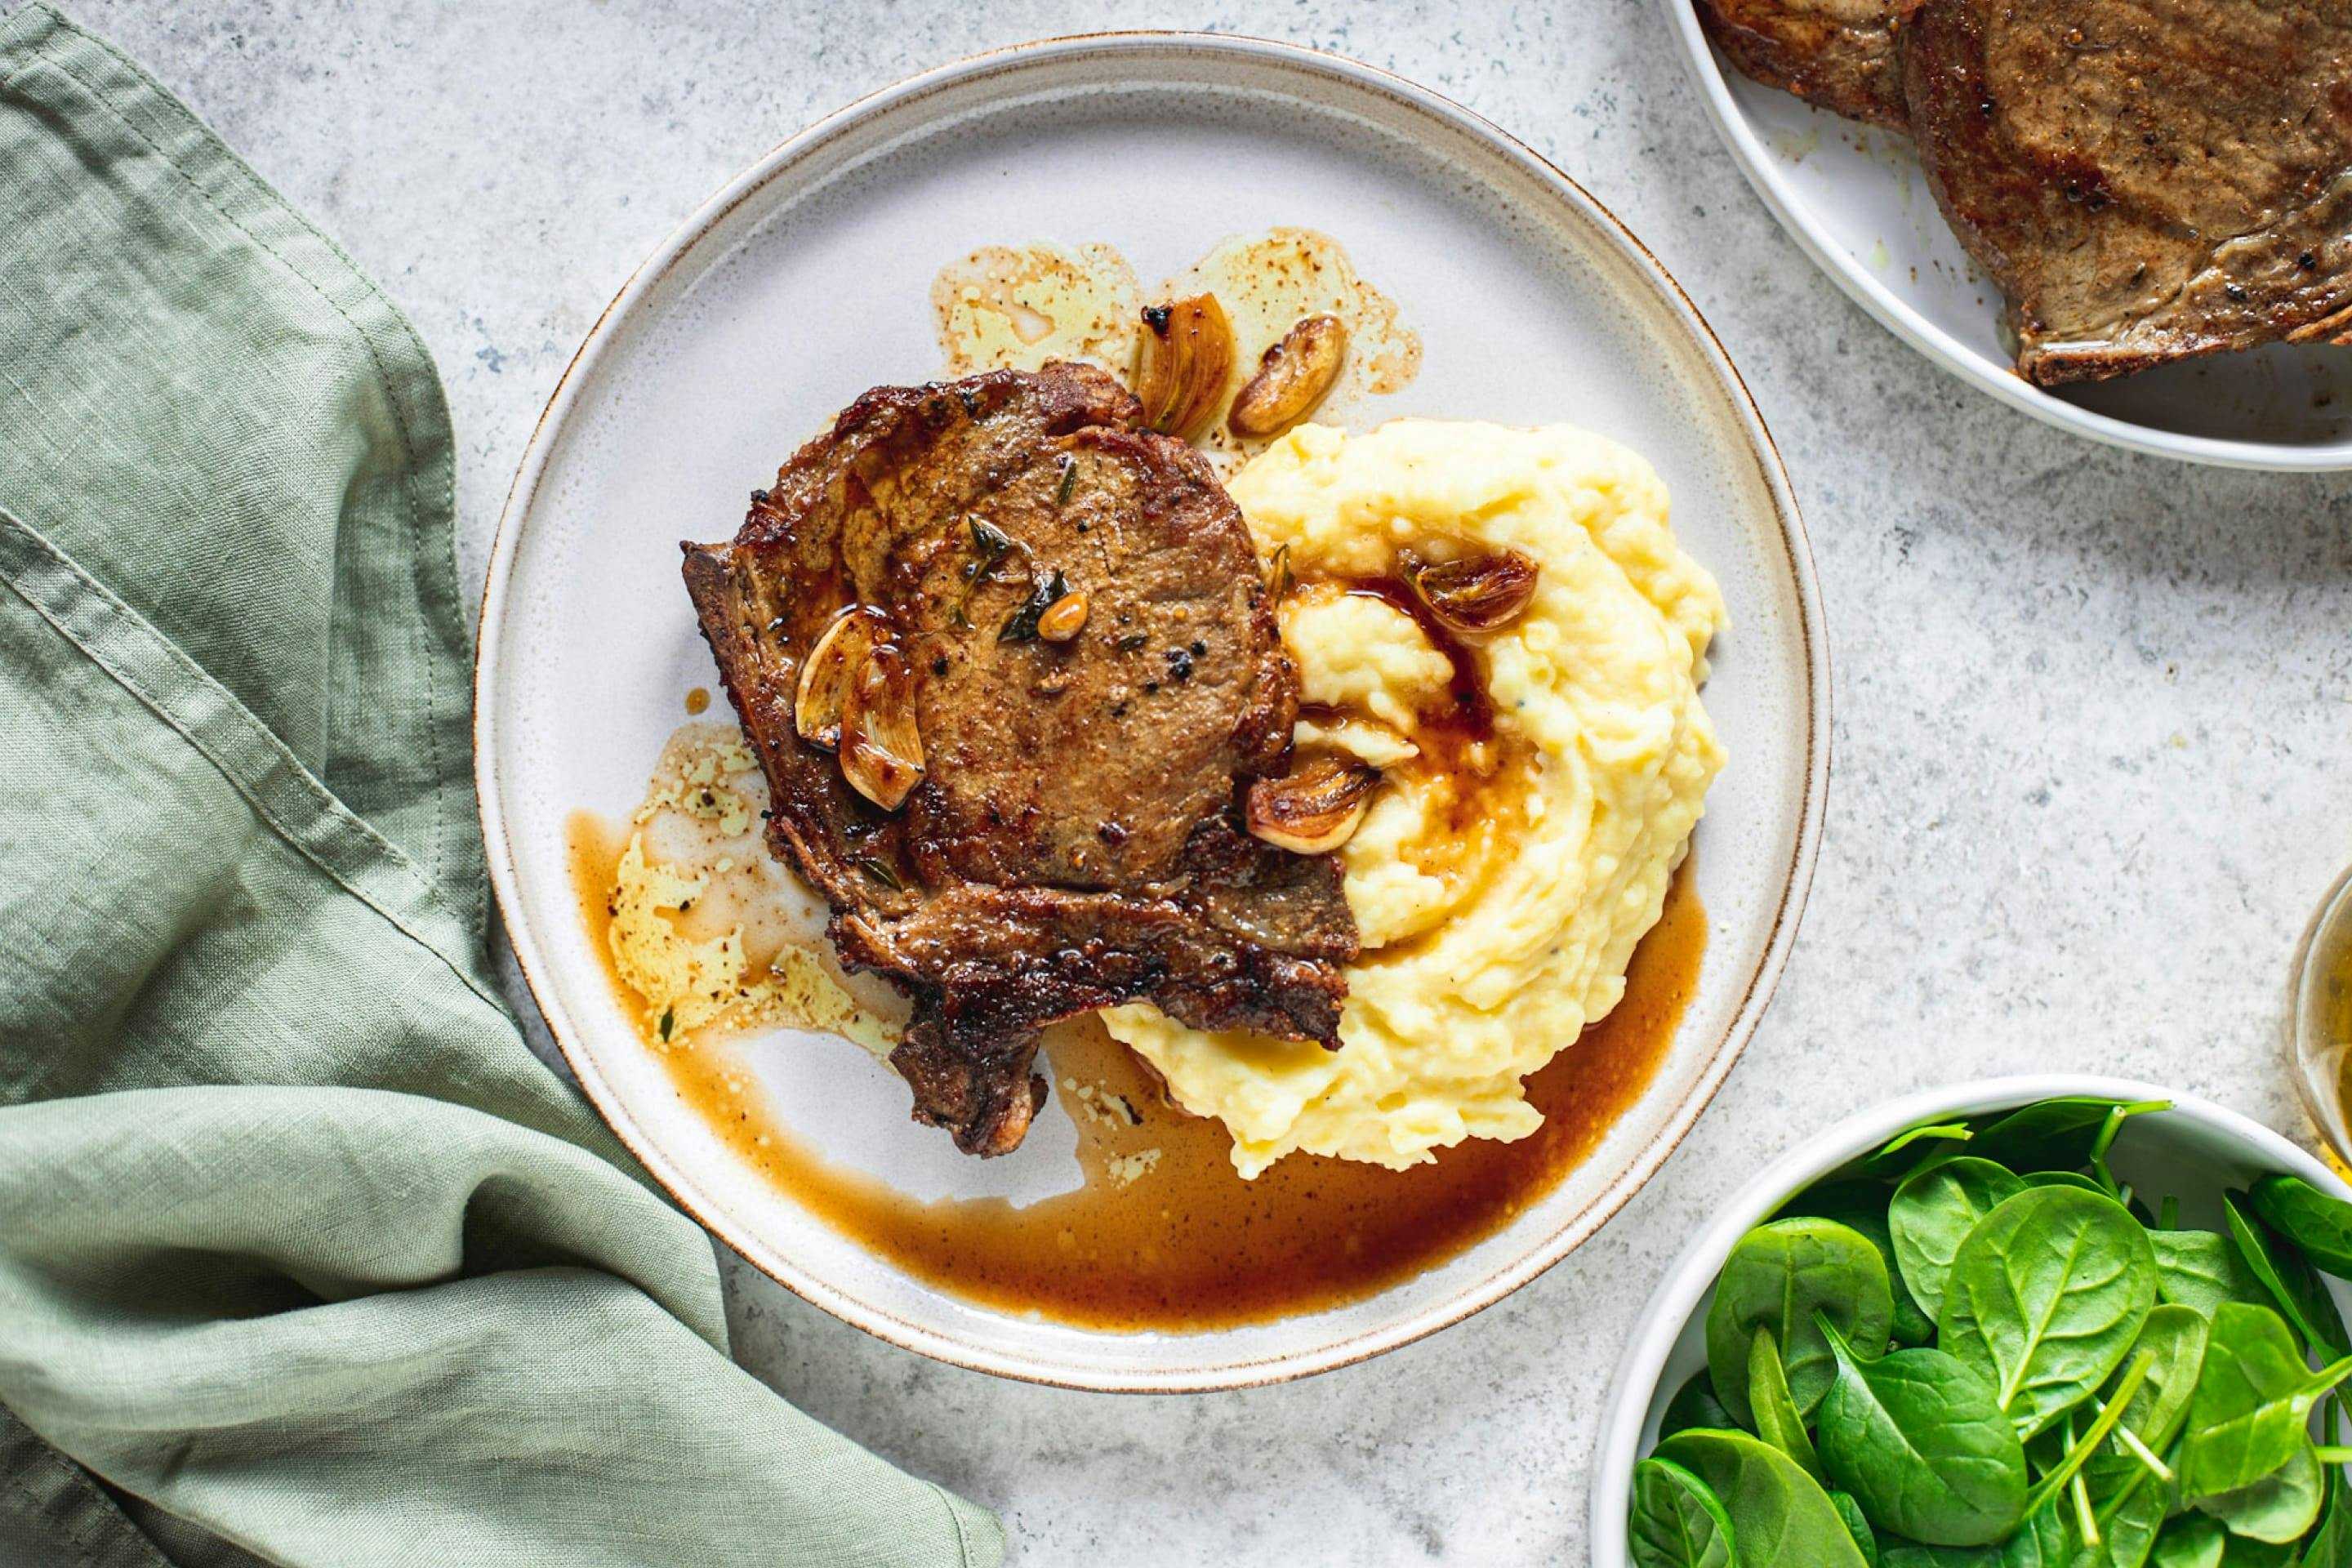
(568, 813, 1703, 1332)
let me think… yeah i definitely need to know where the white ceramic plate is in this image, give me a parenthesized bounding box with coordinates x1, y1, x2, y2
(1662, 2, 2352, 470)
(1589, 1075, 2352, 1562)
(476, 33, 1828, 1391)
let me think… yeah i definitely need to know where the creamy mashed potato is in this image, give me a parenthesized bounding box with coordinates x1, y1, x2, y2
(1102, 421, 1726, 1177)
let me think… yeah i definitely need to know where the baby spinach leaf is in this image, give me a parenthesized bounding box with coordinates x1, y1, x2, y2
(2024, 1172, 2109, 1195)
(1880, 1546, 1999, 1566)
(2071, 1463, 2173, 1568)
(1815, 1319, 2029, 1546)
(2086, 1305, 2208, 1496)
(1797, 1183, 1938, 1348)
(1853, 1122, 1978, 1182)
(1882, 1527, 2076, 1568)
(1940, 1186, 2159, 1438)
(1891, 1159, 2030, 1326)
(2149, 1515, 2226, 1568)
(1708, 1218, 1895, 1428)
(2151, 1231, 2273, 1321)
(1832, 1489, 1880, 1566)
(2178, 1302, 2352, 1501)
(1752, 1324, 1827, 1482)
(1658, 1428, 1873, 1568)
(2224, 1190, 2352, 1360)
(2191, 1440, 2323, 1543)
(1663, 1369, 1739, 1440)
(1631, 1456, 1739, 1568)
(1963, 1098, 2164, 1176)
(2250, 1174, 2352, 1283)
(1994, 1502, 2069, 1568)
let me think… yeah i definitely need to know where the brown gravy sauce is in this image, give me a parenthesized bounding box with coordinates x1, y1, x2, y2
(568, 812, 1704, 1332)
(1298, 572, 1521, 895)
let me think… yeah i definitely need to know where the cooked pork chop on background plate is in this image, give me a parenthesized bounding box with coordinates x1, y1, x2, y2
(1695, 0, 1915, 128)
(1670, 0, 2352, 466)
(1906, 0, 2352, 387)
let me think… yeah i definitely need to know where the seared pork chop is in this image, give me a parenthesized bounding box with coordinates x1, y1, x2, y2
(1698, 0, 1920, 129)
(1906, 0, 2352, 385)
(683, 363, 1356, 1156)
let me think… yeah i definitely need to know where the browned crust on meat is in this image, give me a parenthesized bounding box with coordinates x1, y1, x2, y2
(682, 363, 1356, 1156)
(1698, 0, 1921, 129)
(1905, 0, 2352, 385)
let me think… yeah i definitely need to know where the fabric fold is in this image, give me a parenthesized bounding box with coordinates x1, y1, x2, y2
(0, 6, 1001, 1564)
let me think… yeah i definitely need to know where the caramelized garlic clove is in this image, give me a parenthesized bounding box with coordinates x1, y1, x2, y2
(1245, 753, 1383, 855)
(1134, 293, 1234, 440)
(1227, 314, 1348, 439)
(839, 643, 925, 810)
(1406, 548, 1540, 633)
(795, 606, 888, 751)
(1036, 590, 1090, 643)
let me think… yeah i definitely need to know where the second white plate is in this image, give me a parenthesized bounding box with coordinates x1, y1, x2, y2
(1662, 0, 2352, 470)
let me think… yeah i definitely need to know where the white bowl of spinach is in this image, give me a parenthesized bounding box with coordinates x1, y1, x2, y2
(1592, 1076, 2352, 1566)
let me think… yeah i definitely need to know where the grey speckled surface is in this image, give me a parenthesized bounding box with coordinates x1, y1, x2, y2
(65, 1, 2352, 1561)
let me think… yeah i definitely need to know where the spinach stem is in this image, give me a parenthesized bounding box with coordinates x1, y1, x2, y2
(2088, 1099, 2171, 1167)
(2315, 1446, 2352, 1465)
(2023, 1350, 2158, 1517)
(2305, 1355, 2352, 1401)
(2158, 1195, 2180, 1231)
(2087, 1106, 2127, 1167)
(2062, 1413, 2101, 1549)
(1877, 1121, 1972, 1160)
(2086, 1392, 2171, 1481)
(2071, 1469, 2098, 1548)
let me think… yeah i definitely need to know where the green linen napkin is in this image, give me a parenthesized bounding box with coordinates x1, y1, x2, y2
(0, 7, 1003, 1565)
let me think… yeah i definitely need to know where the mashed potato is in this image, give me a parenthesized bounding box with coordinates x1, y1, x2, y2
(1102, 421, 1726, 1177)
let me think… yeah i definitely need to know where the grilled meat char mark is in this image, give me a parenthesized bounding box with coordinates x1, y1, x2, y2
(682, 363, 1356, 1156)
(1697, 0, 1922, 130)
(1906, 0, 2352, 385)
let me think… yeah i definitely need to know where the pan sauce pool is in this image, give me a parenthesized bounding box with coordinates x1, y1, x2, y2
(569, 810, 1702, 1332)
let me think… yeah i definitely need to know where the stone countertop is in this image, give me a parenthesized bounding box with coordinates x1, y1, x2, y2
(74, 1, 2352, 1561)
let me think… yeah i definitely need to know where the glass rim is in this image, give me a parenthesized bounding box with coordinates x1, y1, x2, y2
(2289, 860, 2352, 1150)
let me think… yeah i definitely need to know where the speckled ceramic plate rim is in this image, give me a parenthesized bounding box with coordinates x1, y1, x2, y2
(475, 31, 1831, 1392)
(1589, 1073, 2352, 1559)
(1659, 0, 2352, 472)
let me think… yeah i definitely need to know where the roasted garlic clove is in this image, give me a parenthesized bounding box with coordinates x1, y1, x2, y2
(1245, 753, 1383, 855)
(839, 643, 925, 810)
(1134, 293, 1234, 440)
(1036, 590, 1089, 643)
(1405, 548, 1540, 633)
(1227, 314, 1348, 439)
(795, 606, 889, 750)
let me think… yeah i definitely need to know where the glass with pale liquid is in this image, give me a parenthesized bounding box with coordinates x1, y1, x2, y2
(2291, 863, 2352, 1180)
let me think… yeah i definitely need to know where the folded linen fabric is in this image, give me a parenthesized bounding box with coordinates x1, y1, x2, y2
(0, 7, 1001, 1564)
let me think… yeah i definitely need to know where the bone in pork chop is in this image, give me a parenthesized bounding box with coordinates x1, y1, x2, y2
(682, 363, 1357, 1156)
(1906, 0, 2352, 385)
(1696, 0, 1920, 129)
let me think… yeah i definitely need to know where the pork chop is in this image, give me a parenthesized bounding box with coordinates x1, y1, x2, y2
(1697, 0, 1920, 129)
(1906, 0, 2352, 385)
(682, 363, 1356, 1156)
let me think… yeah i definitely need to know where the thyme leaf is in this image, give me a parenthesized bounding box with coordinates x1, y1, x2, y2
(999, 569, 1068, 644)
